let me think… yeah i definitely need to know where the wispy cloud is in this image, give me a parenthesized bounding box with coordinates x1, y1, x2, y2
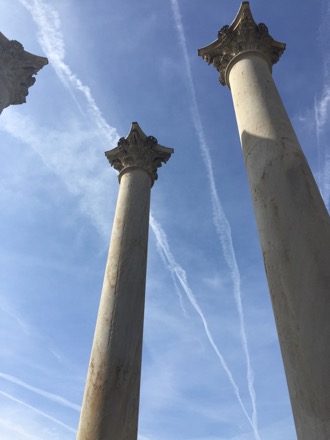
(0, 302, 30, 335)
(0, 4, 112, 416)
(0, 295, 71, 368)
(18, 0, 119, 144)
(313, 0, 330, 209)
(169, 1, 260, 438)
(314, 90, 330, 208)
(5, 1, 256, 438)
(0, 109, 114, 239)
(150, 214, 255, 431)
(0, 373, 80, 412)
(0, 391, 76, 434)
(0, 419, 38, 440)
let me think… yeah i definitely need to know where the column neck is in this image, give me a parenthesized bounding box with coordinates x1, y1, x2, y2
(226, 50, 272, 89)
(118, 166, 153, 187)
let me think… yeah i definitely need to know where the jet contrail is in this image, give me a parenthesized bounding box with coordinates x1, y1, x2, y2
(12, 0, 120, 240)
(0, 419, 39, 440)
(18, 0, 119, 145)
(150, 214, 255, 431)
(314, 95, 330, 208)
(11, 0, 258, 436)
(313, 0, 330, 210)
(0, 303, 30, 335)
(169, 1, 259, 438)
(0, 391, 76, 433)
(314, 84, 330, 209)
(0, 372, 80, 412)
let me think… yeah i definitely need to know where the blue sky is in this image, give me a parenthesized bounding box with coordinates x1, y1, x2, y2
(0, 0, 329, 439)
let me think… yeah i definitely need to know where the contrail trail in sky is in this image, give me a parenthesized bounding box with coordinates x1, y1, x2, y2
(169, 1, 260, 438)
(0, 373, 80, 412)
(313, 0, 330, 210)
(150, 214, 255, 432)
(0, 419, 39, 440)
(0, 303, 30, 335)
(18, 0, 119, 145)
(0, 391, 76, 433)
(314, 97, 330, 208)
(11, 0, 259, 436)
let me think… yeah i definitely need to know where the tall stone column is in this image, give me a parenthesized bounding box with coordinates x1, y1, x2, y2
(0, 32, 47, 113)
(199, 2, 330, 439)
(77, 123, 173, 440)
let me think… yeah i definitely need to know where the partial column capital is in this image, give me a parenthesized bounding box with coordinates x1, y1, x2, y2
(0, 32, 48, 109)
(198, 1, 286, 87)
(105, 122, 173, 185)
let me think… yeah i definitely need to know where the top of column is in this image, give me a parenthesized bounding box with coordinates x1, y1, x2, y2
(198, 2, 286, 87)
(0, 32, 48, 108)
(105, 122, 174, 186)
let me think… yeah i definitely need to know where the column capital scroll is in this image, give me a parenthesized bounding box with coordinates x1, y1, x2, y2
(198, 1, 286, 86)
(105, 122, 173, 185)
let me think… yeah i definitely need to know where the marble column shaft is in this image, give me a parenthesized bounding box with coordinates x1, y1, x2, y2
(77, 123, 173, 440)
(199, 3, 330, 439)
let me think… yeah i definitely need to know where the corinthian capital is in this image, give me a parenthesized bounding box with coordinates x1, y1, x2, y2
(0, 32, 48, 108)
(198, 2, 286, 86)
(105, 122, 173, 185)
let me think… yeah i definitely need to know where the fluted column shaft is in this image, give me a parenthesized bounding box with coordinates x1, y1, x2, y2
(77, 168, 151, 440)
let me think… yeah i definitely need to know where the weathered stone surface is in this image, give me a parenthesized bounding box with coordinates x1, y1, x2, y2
(199, 3, 330, 440)
(198, 2, 285, 86)
(77, 124, 173, 440)
(0, 32, 48, 111)
(230, 55, 330, 440)
(105, 122, 173, 184)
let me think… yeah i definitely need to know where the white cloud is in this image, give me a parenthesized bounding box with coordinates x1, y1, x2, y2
(0, 109, 116, 239)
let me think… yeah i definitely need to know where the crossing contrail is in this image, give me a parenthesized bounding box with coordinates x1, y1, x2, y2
(0, 391, 76, 433)
(18, 0, 119, 145)
(150, 214, 255, 431)
(10, 0, 259, 437)
(0, 373, 80, 412)
(169, 1, 260, 438)
(14, 0, 120, 239)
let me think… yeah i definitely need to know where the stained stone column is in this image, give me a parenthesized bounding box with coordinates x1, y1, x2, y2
(0, 32, 47, 113)
(77, 123, 173, 440)
(199, 2, 330, 439)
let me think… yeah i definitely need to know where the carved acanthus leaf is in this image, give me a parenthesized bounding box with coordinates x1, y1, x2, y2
(105, 122, 173, 184)
(198, 2, 286, 86)
(0, 32, 48, 105)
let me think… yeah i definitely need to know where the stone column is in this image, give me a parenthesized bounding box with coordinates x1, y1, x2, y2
(199, 2, 330, 439)
(77, 122, 173, 440)
(0, 32, 47, 113)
